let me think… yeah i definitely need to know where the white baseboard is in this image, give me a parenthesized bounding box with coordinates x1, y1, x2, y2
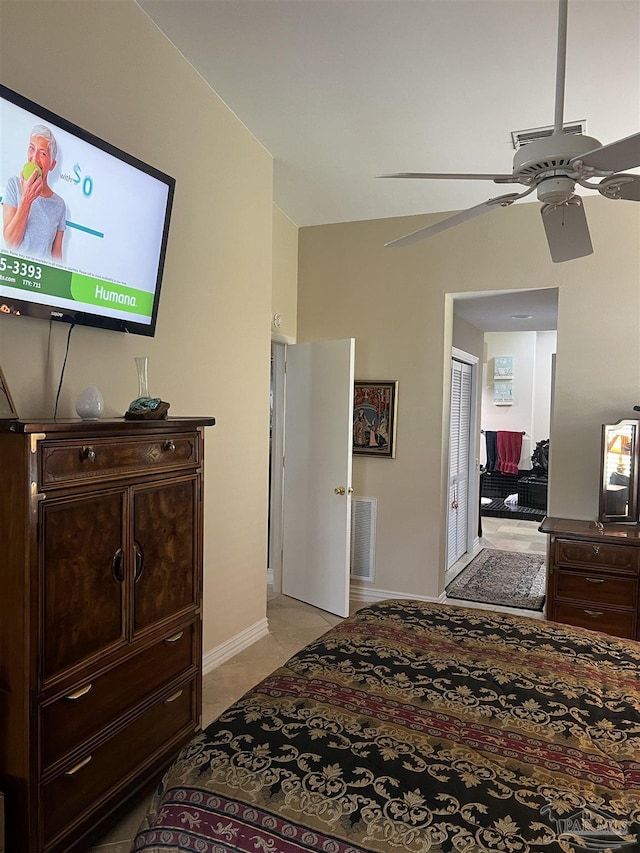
(202, 617, 270, 676)
(203, 586, 447, 676)
(350, 583, 446, 605)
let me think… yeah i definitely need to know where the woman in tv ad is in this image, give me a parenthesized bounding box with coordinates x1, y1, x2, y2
(2, 125, 66, 261)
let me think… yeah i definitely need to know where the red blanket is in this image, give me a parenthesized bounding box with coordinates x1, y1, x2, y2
(497, 429, 523, 474)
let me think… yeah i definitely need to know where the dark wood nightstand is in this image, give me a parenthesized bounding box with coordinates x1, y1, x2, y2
(540, 516, 640, 640)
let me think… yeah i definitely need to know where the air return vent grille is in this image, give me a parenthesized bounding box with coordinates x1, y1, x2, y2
(511, 121, 587, 150)
(350, 497, 376, 582)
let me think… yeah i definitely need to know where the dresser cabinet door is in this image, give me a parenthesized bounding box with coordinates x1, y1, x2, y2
(132, 477, 199, 634)
(41, 490, 127, 683)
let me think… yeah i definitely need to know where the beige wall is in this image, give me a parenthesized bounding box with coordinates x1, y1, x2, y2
(452, 314, 483, 359)
(272, 206, 298, 340)
(0, 1, 274, 653)
(2, 0, 638, 635)
(298, 197, 640, 598)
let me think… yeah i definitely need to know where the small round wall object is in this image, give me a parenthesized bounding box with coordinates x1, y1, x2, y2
(75, 386, 104, 420)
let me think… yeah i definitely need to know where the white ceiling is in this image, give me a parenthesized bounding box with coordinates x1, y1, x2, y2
(453, 288, 559, 332)
(137, 0, 639, 331)
(138, 0, 639, 227)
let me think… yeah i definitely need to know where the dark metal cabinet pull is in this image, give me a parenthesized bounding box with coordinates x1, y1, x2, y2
(134, 542, 144, 582)
(112, 548, 125, 583)
(585, 577, 605, 583)
(163, 440, 176, 453)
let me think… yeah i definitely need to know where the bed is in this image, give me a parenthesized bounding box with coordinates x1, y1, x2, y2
(131, 600, 640, 852)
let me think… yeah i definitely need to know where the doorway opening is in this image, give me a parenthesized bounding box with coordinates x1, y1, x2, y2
(268, 338, 355, 618)
(445, 287, 558, 593)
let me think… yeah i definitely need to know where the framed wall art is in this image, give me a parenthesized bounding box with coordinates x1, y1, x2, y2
(493, 356, 513, 378)
(494, 380, 513, 406)
(353, 380, 398, 458)
(0, 366, 17, 420)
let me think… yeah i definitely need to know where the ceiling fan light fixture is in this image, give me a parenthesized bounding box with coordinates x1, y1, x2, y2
(537, 175, 576, 205)
(512, 133, 601, 178)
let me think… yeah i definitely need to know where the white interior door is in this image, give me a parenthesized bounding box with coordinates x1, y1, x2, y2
(447, 358, 472, 569)
(281, 338, 355, 617)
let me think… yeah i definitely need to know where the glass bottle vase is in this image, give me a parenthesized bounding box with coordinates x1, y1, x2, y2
(134, 357, 150, 399)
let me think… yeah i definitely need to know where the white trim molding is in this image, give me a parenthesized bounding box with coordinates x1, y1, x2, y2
(452, 346, 479, 365)
(202, 617, 270, 675)
(350, 583, 446, 606)
(271, 332, 295, 345)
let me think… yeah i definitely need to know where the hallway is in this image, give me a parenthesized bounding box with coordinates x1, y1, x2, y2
(444, 516, 547, 619)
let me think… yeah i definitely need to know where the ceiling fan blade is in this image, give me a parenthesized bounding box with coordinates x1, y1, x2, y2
(574, 132, 640, 174)
(377, 172, 519, 184)
(598, 174, 640, 202)
(541, 197, 593, 263)
(385, 193, 520, 248)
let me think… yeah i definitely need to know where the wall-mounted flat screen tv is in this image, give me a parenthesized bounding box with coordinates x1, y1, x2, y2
(0, 84, 175, 337)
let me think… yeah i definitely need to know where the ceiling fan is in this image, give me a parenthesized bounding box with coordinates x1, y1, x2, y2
(378, 0, 640, 262)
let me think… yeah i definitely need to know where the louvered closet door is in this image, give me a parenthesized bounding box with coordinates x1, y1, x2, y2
(447, 359, 472, 569)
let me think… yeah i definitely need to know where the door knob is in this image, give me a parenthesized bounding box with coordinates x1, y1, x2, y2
(334, 486, 346, 495)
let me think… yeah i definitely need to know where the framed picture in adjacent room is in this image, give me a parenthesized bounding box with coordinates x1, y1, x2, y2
(0, 366, 18, 419)
(494, 380, 513, 406)
(353, 380, 398, 458)
(494, 356, 513, 378)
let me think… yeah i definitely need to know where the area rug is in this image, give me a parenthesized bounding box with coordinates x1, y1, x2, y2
(446, 548, 546, 611)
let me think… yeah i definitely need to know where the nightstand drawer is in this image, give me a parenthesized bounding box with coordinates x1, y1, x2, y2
(40, 433, 199, 486)
(42, 675, 198, 846)
(41, 622, 197, 769)
(551, 603, 636, 639)
(554, 570, 637, 609)
(555, 539, 638, 572)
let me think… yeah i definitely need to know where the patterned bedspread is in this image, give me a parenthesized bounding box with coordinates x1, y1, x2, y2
(132, 600, 640, 852)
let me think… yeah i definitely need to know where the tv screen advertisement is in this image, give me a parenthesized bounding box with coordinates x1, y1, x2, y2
(0, 85, 175, 336)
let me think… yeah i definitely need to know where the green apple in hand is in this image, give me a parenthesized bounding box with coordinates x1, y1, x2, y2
(22, 162, 42, 181)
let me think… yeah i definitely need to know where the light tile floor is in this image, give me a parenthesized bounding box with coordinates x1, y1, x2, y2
(479, 515, 547, 556)
(88, 517, 547, 851)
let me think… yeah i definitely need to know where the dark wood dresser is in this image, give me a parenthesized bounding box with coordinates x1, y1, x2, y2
(540, 516, 640, 640)
(0, 416, 214, 853)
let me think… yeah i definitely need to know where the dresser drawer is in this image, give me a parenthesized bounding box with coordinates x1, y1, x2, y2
(551, 603, 636, 639)
(42, 675, 198, 846)
(554, 569, 637, 609)
(555, 539, 639, 573)
(41, 622, 197, 770)
(40, 433, 199, 486)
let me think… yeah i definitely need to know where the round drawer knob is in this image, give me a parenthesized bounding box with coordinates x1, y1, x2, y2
(80, 445, 96, 463)
(163, 440, 176, 453)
